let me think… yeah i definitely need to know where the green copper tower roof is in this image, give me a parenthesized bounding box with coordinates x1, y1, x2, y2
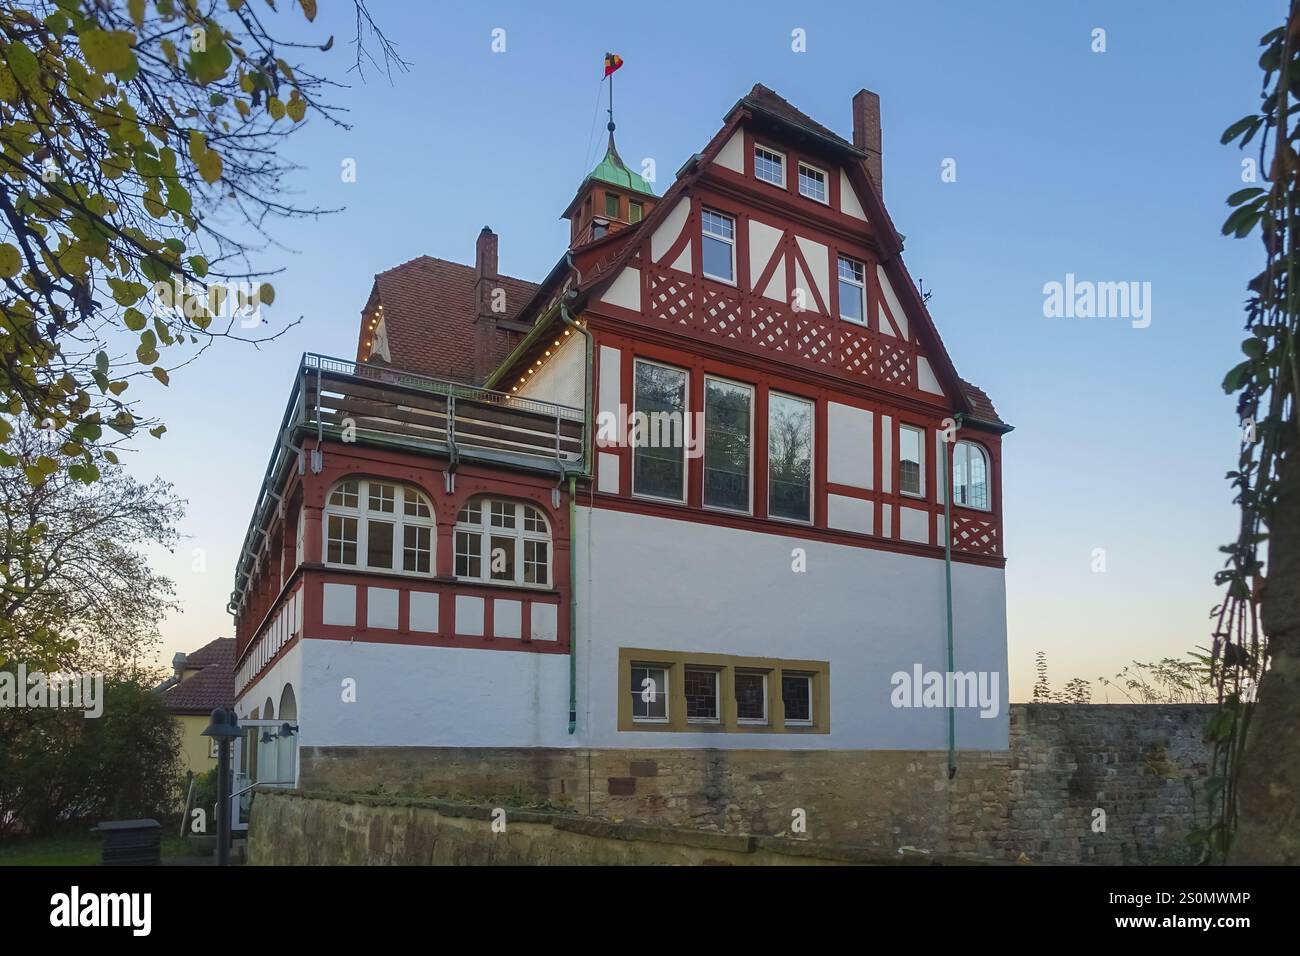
(585, 135, 656, 197)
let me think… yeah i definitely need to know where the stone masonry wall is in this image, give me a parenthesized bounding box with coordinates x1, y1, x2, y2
(296, 704, 1213, 864)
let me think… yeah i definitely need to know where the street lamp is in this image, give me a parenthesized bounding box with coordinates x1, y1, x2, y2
(201, 707, 241, 866)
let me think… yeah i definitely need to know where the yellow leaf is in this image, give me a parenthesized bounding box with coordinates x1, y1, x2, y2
(267, 96, 285, 121)
(0, 243, 21, 278)
(300, 0, 317, 22)
(287, 95, 306, 122)
(188, 130, 223, 184)
(128, 0, 146, 28)
(161, 39, 178, 68)
(234, 98, 250, 118)
(152, 367, 170, 386)
(258, 282, 275, 306)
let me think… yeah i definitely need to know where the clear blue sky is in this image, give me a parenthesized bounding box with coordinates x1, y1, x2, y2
(124, 0, 1279, 699)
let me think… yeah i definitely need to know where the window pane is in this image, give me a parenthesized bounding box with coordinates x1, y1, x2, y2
(523, 506, 547, 533)
(736, 671, 767, 722)
(755, 146, 783, 185)
(704, 379, 752, 511)
(952, 440, 968, 505)
(403, 525, 431, 574)
(490, 500, 516, 529)
(327, 515, 357, 565)
(966, 442, 989, 509)
(524, 540, 548, 585)
(458, 501, 481, 525)
(368, 483, 395, 513)
(604, 193, 620, 217)
(632, 362, 688, 501)
(799, 164, 826, 202)
(367, 520, 394, 569)
(782, 674, 812, 723)
(631, 665, 667, 720)
(899, 426, 923, 496)
(329, 481, 358, 508)
(768, 394, 813, 521)
(684, 668, 719, 721)
(455, 530, 481, 578)
(629, 201, 643, 223)
(404, 491, 431, 518)
(489, 535, 516, 582)
(839, 278, 864, 322)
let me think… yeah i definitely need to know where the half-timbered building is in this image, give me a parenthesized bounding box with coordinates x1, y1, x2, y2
(228, 85, 1011, 809)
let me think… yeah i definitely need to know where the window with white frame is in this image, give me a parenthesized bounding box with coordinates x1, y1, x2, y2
(703, 377, 753, 513)
(952, 440, 991, 510)
(684, 667, 720, 723)
(754, 144, 785, 186)
(735, 670, 768, 724)
(838, 255, 866, 324)
(701, 209, 736, 283)
(798, 162, 827, 203)
(454, 497, 551, 587)
(632, 359, 689, 502)
(324, 479, 434, 574)
(768, 392, 814, 522)
(899, 425, 925, 498)
(631, 663, 668, 722)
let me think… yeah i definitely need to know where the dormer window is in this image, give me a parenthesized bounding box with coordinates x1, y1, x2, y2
(798, 162, 827, 203)
(754, 145, 785, 187)
(592, 219, 609, 239)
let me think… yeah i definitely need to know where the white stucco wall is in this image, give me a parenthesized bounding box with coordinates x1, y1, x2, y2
(282, 510, 1007, 753)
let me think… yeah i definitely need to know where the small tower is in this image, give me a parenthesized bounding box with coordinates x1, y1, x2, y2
(562, 123, 657, 247)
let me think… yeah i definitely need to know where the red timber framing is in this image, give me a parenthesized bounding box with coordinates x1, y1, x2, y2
(233, 439, 573, 702)
(589, 322, 1004, 569)
(538, 98, 1009, 571)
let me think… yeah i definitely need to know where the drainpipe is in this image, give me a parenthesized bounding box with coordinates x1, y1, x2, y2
(558, 254, 594, 735)
(942, 413, 964, 779)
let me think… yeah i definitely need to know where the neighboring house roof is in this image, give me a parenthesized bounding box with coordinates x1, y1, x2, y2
(356, 255, 539, 383)
(161, 638, 235, 717)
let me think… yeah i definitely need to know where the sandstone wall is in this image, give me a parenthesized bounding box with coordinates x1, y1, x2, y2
(293, 703, 1213, 864)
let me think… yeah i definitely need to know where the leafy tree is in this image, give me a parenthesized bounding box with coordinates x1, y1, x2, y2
(1, 415, 182, 672)
(0, 0, 401, 483)
(0, 673, 182, 836)
(1213, 2, 1300, 864)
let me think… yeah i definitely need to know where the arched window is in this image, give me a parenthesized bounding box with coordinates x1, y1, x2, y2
(952, 441, 990, 510)
(454, 497, 551, 588)
(325, 479, 435, 574)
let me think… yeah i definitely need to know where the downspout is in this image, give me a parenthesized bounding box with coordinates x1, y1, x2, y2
(558, 253, 594, 735)
(942, 413, 964, 779)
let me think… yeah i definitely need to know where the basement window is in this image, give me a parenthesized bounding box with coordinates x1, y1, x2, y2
(684, 667, 720, 723)
(782, 673, 813, 725)
(631, 663, 669, 722)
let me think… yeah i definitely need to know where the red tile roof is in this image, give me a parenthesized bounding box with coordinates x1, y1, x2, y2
(161, 638, 234, 717)
(741, 84, 855, 150)
(960, 380, 1007, 428)
(356, 255, 539, 383)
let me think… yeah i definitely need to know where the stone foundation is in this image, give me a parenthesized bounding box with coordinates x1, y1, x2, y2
(297, 703, 1213, 864)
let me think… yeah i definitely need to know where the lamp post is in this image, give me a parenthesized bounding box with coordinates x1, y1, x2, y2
(201, 707, 241, 866)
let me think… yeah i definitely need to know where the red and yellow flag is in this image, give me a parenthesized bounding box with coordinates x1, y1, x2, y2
(604, 53, 624, 77)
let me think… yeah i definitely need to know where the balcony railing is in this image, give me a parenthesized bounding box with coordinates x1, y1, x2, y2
(300, 353, 584, 468)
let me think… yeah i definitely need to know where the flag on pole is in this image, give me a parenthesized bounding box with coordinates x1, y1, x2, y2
(604, 53, 624, 77)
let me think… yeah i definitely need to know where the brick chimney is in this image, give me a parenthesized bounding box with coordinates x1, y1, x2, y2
(473, 226, 499, 383)
(851, 89, 883, 196)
